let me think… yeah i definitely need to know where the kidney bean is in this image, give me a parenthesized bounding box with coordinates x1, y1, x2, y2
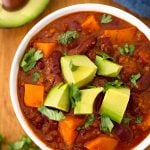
(99, 37, 114, 55)
(69, 21, 82, 32)
(68, 35, 97, 55)
(36, 61, 45, 70)
(66, 39, 80, 49)
(113, 124, 133, 142)
(53, 74, 63, 86)
(50, 51, 62, 74)
(137, 72, 150, 91)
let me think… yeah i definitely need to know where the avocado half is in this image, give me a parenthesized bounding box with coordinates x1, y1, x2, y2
(0, 0, 50, 28)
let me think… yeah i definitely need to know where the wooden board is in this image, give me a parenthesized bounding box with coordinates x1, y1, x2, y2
(0, 0, 149, 149)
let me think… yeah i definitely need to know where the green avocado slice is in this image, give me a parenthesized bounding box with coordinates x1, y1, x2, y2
(100, 87, 130, 123)
(61, 55, 97, 88)
(0, 0, 50, 28)
(74, 87, 103, 114)
(44, 83, 70, 112)
(95, 56, 122, 77)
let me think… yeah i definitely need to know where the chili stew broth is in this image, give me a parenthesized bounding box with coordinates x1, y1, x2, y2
(18, 12, 150, 150)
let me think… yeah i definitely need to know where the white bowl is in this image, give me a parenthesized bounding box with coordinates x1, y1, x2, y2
(10, 3, 150, 150)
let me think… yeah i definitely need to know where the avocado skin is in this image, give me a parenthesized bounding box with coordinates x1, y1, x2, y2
(0, 0, 50, 28)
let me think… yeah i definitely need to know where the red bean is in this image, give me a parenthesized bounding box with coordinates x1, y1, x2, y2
(113, 124, 133, 142)
(137, 72, 150, 91)
(69, 21, 82, 32)
(36, 61, 45, 70)
(50, 51, 62, 74)
(68, 35, 97, 55)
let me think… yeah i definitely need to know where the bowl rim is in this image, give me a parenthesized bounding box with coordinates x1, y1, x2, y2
(10, 3, 150, 150)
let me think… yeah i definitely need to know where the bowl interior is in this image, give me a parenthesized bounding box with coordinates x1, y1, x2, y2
(10, 3, 150, 150)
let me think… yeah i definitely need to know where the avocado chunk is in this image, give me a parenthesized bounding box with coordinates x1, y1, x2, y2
(100, 87, 130, 123)
(44, 83, 70, 112)
(61, 55, 97, 88)
(0, 0, 50, 28)
(74, 87, 103, 114)
(95, 56, 122, 77)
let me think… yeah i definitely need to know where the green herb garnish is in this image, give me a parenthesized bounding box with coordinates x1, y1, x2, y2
(118, 44, 135, 56)
(32, 72, 40, 83)
(8, 136, 39, 150)
(101, 14, 113, 24)
(122, 117, 131, 125)
(130, 73, 141, 87)
(104, 80, 123, 91)
(69, 61, 79, 72)
(135, 115, 143, 124)
(0, 134, 5, 150)
(38, 106, 65, 121)
(100, 115, 114, 133)
(20, 48, 43, 72)
(58, 31, 79, 45)
(77, 114, 95, 130)
(69, 84, 81, 108)
(98, 52, 112, 60)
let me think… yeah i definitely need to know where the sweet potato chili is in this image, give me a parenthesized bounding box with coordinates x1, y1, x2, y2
(18, 12, 150, 150)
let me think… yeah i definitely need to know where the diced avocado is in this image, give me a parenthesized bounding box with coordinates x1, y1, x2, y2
(61, 55, 97, 87)
(95, 56, 122, 77)
(100, 87, 130, 123)
(0, 0, 50, 28)
(74, 87, 103, 114)
(44, 83, 70, 112)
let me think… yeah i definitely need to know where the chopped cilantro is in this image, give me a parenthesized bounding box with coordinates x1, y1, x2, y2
(101, 14, 113, 24)
(20, 48, 43, 72)
(130, 73, 141, 87)
(77, 114, 95, 130)
(8, 136, 39, 150)
(100, 115, 114, 133)
(135, 115, 143, 124)
(38, 106, 65, 121)
(104, 80, 123, 91)
(69, 61, 79, 72)
(122, 117, 131, 125)
(32, 72, 40, 83)
(58, 31, 79, 45)
(118, 43, 135, 56)
(69, 84, 81, 108)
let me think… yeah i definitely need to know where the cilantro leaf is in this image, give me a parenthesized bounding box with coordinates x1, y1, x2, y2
(122, 117, 131, 125)
(69, 61, 79, 72)
(77, 114, 95, 130)
(135, 115, 143, 124)
(58, 31, 79, 45)
(8, 136, 39, 150)
(69, 84, 81, 108)
(20, 48, 43, 72)
(104, 80, 123, 91)
(118, 44, 135, 56)
(100, 115, 114, 133)
(130, 73, 141, 87)
(101, 14, 112, 24)
(38, 106, 65, 121)
(0, 134, 5, 150)
(98, 52, 112, 60)
(32, 72, 40, 83)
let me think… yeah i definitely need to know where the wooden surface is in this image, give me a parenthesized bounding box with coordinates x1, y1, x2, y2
(0, 0, 150, 149)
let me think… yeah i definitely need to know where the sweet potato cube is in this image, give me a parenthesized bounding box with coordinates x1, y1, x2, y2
(34, 42, 56, 58)
(24, 84, 44, 107)
(81, 15, 100, 32)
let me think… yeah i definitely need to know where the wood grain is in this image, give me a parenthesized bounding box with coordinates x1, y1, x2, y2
(0, 0, 149, 149)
